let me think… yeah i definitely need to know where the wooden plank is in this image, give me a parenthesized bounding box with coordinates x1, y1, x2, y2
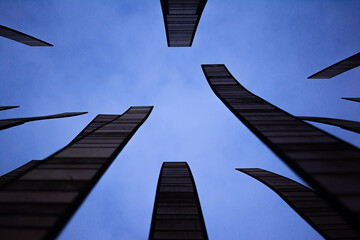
(160, 0, 207, 47)
(299, 116, 360, 134)
(308, 52, 360, 79)
(237, 168, 360, 239)
(202, 64, 360, 231)
(0, 112, 87, 131)
(0, 25, 52, 46)
(0, 106, 153, 240)
(149, 162, 208, 239)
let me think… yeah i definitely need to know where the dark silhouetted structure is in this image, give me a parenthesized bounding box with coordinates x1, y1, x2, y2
(160, 0, 207, 47)
(237, 168, 360, 239)
(299, 116, 360, 134)
(342, 97, 360, 103)
(308, 52, 360, 79)
(0, 106, 153, 240)
(0, 160, 41, 187)
(0, 25, 53, 46)
(202, 64, 360, 231)
(149, 162, 208, 240)
(0, 106, 19, 111)
(0, 112, 87, 131)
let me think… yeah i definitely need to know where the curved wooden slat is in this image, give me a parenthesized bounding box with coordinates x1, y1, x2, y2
(202, 64, 360, 232)
(237, 168, 360, 239)
(0, 106, 153, 240)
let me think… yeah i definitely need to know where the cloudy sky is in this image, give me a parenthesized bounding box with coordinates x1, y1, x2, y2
(1, 0, 360, 239)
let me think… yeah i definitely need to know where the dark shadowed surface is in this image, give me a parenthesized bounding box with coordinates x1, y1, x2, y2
(1, 1, 360, 239)
(203, 64, 360, 231)
(0, 107, 152, 240)
(237, 168, 360, 240)
(308, 52, 360, 79)
(343, 98, 360, 103)
(0, 24, 52, 46)
(0, 112, 87, 130)
(160, 0, 207, 47)
(300, 116, 360, 134)
(149, 162, 208, 239)
(0, 106, 19, 111)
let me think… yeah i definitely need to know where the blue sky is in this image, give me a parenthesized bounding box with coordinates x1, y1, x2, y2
(0, 0, 360, 239)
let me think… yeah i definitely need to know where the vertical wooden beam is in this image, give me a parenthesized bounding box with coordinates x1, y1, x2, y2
(149, 162, 208, 239)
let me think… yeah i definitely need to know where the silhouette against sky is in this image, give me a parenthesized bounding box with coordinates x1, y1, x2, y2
(0, 1, 359, 239)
